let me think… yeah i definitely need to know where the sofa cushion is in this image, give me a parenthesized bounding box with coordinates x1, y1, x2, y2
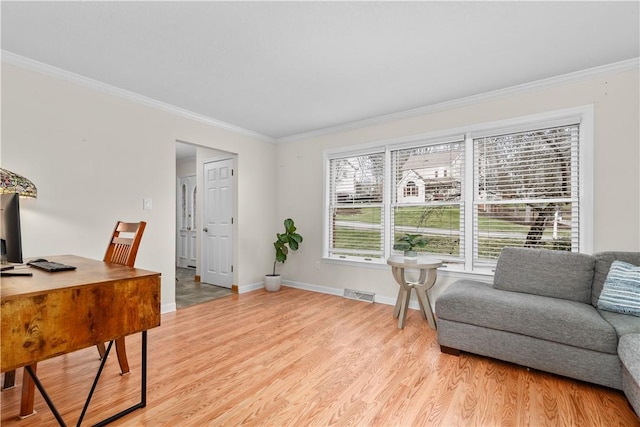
(597, 261, 640, 316)
(592, 251, 640, 307)
(493, 247, 595, 304)
(436, 280, 618, 354)
(598, 309, 640, 337)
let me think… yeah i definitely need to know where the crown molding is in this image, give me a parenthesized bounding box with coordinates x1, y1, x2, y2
(278, 57, 640, 143)
(4, 50, 637, 145)
(1, 50, 275, 143)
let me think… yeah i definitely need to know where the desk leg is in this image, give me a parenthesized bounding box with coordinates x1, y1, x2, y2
(24, 364, 66, 426)
(93, 331, 148, 427)
(16, 332, 149, 427)
(20, 364, 37, 418)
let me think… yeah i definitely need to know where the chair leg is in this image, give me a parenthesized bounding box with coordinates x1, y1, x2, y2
(96, 342, 106, 359)
(115, 337, 130, 375)
(2, 370, 16, 389)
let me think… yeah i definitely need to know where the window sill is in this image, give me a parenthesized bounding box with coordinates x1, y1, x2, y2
(321, 256, 495, 281)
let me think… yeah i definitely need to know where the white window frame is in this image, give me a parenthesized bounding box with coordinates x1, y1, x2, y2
(323, 105, 594, 274)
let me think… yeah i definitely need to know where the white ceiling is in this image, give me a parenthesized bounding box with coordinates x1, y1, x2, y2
(2, 1, 639, 141)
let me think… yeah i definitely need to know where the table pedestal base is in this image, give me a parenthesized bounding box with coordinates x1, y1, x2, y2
(387, 256, 441, 329)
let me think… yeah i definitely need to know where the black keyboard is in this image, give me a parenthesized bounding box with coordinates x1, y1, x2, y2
(27, 260, 77, 272)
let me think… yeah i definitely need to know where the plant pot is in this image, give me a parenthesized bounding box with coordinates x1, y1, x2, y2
(264, 274, 282, 292)
(404, 250, 418, 262)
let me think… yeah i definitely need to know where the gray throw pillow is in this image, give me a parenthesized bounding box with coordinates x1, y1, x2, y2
(597, 260, 640, 317)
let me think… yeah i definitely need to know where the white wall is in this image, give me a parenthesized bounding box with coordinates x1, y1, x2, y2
(276, 68, 640, 304)
(1, 63, 278, 313)
(176, 156, 196, 178)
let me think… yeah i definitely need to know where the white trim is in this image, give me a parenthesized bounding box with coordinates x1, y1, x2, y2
(1, 50, 275, 143)
(283, 280, 345, 297)
(464, 133, 474, 271)
(279, 58, 639, 143)
(322, 256, 388, 269)
(237, 281, 265, 294)
(282, 279, 423, 311)
(383, 149, 392, 260)
(322, 153, 330, 259)
(579, 105, 595, 254)
(161, 302, 177, 314)
(469, 115, 584, 139)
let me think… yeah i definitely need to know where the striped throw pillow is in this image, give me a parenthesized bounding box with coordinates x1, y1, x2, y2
(597, 260, 640, 317)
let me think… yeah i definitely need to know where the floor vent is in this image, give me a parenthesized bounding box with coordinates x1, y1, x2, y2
(343, 289, 375, 303)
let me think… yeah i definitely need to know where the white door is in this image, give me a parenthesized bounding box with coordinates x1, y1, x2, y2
(177, 175, 197, 268)
(202, 159, 233, 288)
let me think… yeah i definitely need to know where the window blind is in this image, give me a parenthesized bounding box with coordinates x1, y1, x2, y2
(391, 141, 465, 260)
(328, 153, 385, 260)
(473, 124, 580, 264)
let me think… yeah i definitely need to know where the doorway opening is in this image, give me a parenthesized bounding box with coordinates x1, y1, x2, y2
(175, 141, 235, 309)
(175, 266, 231, 309)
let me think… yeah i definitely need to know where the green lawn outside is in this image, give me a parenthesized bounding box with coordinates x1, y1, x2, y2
(335, 206, 571, 236)
(332, 205, 572, 257)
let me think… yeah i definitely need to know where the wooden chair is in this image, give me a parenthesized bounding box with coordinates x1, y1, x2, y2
(96, 221, 147, 374)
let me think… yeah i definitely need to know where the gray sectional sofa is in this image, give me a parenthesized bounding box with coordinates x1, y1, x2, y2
(435, 248, 640, 416)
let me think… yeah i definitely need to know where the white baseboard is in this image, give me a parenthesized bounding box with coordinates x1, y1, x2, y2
(161, 302, 177, 314)
(237, 281, 266, 294)
(282, 280, 343, 297)
(283, 279, 423, 311)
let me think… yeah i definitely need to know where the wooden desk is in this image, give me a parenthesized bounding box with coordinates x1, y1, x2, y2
(1, 255, 161, 425)
(387, 256, 442, 329)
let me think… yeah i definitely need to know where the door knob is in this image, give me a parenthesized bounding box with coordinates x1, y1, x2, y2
(203, 228, 208, 232)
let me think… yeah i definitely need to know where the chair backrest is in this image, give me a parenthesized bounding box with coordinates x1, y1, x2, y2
(103, 221, 146, 267)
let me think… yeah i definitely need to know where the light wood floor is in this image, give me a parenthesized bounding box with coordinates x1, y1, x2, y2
(1, 287, 638, 426)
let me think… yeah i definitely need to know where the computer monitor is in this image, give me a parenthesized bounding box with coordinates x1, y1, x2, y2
(0, 193, 23, 264)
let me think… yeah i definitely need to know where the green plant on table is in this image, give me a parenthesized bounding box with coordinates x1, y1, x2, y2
(393, 234, 428, 252)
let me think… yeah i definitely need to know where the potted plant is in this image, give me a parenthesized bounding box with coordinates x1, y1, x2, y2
(264, 218, 303, 291)
(393, 233, 428, 261)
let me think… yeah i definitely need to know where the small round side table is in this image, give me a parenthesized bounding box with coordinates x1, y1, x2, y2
(387, 256, 442, 329)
